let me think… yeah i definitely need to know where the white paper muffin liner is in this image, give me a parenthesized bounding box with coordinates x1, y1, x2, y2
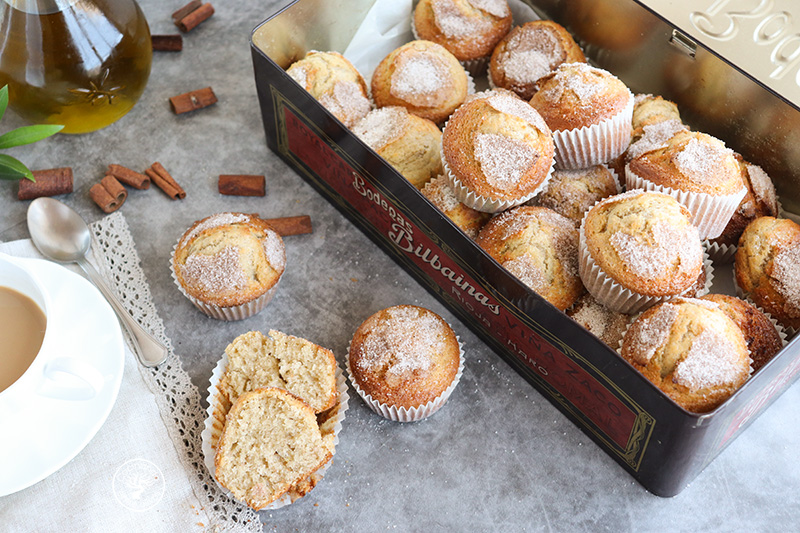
(201, 351, 349, 510)
(551, 91, 634, 170)
(578, 213, 713, 315)
(345, 336, 464, 422)
(703, 240, 737, 264)
(625, 164, 748, 240)
(170, 243, 280, 321)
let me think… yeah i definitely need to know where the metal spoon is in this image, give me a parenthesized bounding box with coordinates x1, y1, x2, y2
(26, 197, 168, 368)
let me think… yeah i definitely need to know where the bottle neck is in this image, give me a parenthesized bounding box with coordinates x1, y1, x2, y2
(3, 0, 81, 15)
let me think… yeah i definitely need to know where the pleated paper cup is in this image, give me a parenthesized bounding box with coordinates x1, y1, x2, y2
(346, 337, 464, 423)
(201, 353, 349, 509)
(578, 214, 713, 315)
(552, 91, 634, 170)
(625, 164, 747, 241)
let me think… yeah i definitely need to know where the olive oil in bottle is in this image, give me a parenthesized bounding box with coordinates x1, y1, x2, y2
(0, 0, 152, 134)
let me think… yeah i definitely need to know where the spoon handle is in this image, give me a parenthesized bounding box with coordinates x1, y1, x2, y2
(77, 257, 168, 368)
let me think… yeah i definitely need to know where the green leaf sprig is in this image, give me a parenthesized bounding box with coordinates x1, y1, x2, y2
(0, 85, 63, 182)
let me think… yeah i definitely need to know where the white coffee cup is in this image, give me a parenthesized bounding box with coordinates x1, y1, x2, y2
(0, 253, 105, 415)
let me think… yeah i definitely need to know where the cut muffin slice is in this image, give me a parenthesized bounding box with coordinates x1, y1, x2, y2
(215, 388, 335, 510)
(219, 330, 338, 414)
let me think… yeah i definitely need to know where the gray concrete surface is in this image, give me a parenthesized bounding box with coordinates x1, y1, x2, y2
(0, 1, 798, 531)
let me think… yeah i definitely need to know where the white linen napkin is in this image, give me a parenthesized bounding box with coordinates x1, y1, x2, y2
(0, 213, 260, 532)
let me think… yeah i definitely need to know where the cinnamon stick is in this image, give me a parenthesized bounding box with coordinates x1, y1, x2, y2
(218, 174, 266, 196)
(263, 215, 312, 237)
(89, 175, 127, 213)
(107, 164, 150, 190)
(171, 0, 201, 22)
(169, 87, 217, 114)
(151, 34, 183, 52)
(175, 3, 214, 32)
(18, 167, 73, 200)
(146, 162, 186, 200)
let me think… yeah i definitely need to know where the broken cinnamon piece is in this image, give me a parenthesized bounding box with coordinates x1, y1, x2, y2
(263, 215, 312, 237)
(18, 167, 73, 200)
(169, 87, 217, 114)
(89, 175, 127, 213)
(171, 0, 201, 22)
(218, 174, 266, 196)
(152, 34, 183, 52)
(175, 3, 214, 32)
(146, 162, 186, 200)
(107, 164, 150, 190)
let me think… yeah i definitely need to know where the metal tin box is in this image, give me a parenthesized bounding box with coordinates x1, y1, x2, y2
(250, 0, 800, 497)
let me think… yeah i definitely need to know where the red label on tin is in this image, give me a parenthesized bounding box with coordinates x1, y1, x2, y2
(284, 108, 638, 450)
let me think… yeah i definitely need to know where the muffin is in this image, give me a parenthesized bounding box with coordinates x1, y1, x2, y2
(476, 205, 583, 310)
(286, 51, 372, 128)
(579, 190, 704, 314)
(620, 297, 752, 413)
(626, 129, 747, 239)
(413, 0, 512, 74)
(214, 387, 335, 510)
(700, 294, 783, 372)
(171, 213, 286, 321)
(532, 164, 619, 223)
(371, 40, 471, 124)
(219, 330, 338, 414)
(421, 174, 491, 238)
(735, 216, 800, 331)
(347, 305, 462, 422)
(489, 20, 586, 100)
(708, 158, 780, 259)
(566, 293, 629, 349)
(529, 62, 634, 169)
(353, 106, 442, 189)
(441, 90, 555, 212)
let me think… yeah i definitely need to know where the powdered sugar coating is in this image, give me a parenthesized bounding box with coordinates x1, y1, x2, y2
(486, 93, 549, 132)
(674, 137, 735, 186)
(390, 51, 452, 107)
(262, 230, 286, 273)
(627, 303, 678, 364)
(674, 327, 747, 390)
(355, 307, 449, 380)
(496, 24, 563, 86)
(318, 81, 371, 127)
(745, 163, 779, 214)
(773, 245, 800, 315)
(354, 107, 408, 149)
(504, 255, 546, 293)
(474, 133, 538, 190)
(610, 221, 702, 280)
(432, 0, 493, 39)
(180, 213, 250, 248)
(180, 246, 248, 294)
(468, 0, 510, 17)
(288, 66, 308, 88)
(538, 62, 604, 103)
(422, 175, 461, 212)
(627, 119, 687, 160)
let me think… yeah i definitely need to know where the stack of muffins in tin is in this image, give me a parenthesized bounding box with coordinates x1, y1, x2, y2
(279, 0, 796, 415)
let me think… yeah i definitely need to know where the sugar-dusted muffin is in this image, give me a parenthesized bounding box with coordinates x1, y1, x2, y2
(413, 0, 512, 74)
(701, 294, 783, 372)
(710, 158, 780, 254)
(489, 20, 586, 100)
(529, 62, 634, 169)
(421, 174, 491, 238)
(441, 90, 555, 212)
(371, 40, 470, 124)
(353, 106, 442, 189)
(215, 388, 335, 510)
(533, 165, 619, 223)
(219, 330, 338, 414)
(631, 94, 682, 141)
(347, 305, 462, 422)
(626, 129, 747, 239)
(476, 205, 584, 310)
(566, 292, 629, 350)
(171, 213, 286, 321)
(579, 190, 704, 314)
(735, 216, 800, 331)
(286, 51, 371, 128)
(620, 297, 752, 412)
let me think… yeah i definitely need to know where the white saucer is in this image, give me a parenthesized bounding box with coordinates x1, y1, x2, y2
(0, 258, 124, 497)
